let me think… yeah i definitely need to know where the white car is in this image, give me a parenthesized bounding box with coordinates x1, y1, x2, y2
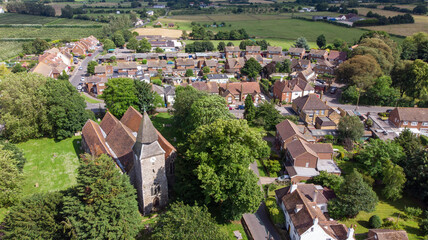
(79, 67, 83, 70)
(81, 77, 85, 81)
(276, 175, 290, 182)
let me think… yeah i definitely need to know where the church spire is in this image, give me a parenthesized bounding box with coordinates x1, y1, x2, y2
(136, 111, 158, 144)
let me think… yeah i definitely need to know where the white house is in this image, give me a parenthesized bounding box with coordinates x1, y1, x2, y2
(275, 183, 355, 240)
(206, 74, 229, 84)
(146, 10, 154, 16)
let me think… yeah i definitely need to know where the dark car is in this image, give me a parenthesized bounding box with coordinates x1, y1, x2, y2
(317, 79, 326, 84)
(330, 87, 338, 94)
(237, 105, 245, 110)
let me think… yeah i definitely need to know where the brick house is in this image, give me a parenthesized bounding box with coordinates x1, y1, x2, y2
(388, 107, 428, 133)
(94, 65, 113, 77)
(274, 183, 354, 240)
(266, 46, 283, 58)
(275, 119, 315, 151)
(313, 59, 335, 75)
(287, 47, 306, 59)
(147, 60, 167, 71)
(245, 45, 261, 56)
(86, 75, 107, 96)
(273, 80, 293, 103)
(225, 57, 245, 74)
(292, 94, 333, 125)
(308, 49, 328, 61)
(327, 50, 347, 65)
(273, 78, 315, 103)
(219, 82, 263, 104)
(198, 59, 218, 73)
(224, 46, 241, 58)
(291, 59, 311, 72)
(175, 58, 195, 70)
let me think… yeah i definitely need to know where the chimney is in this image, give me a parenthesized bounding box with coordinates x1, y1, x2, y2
(346, 225, 355, 240)
(290, 184, 297, 193)
(313, 217, 318, 226)
(312, 190, 318, 203)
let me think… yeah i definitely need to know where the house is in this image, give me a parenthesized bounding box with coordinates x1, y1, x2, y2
(336, 15, 347, 21)
(32, 48, 72, 78)
(224, 46, 241, 58)
(313, 59, 335, 75)
(175, 58, 195, 70)
(94, 65, 113, 77)
(187, 82, 219, 95)
(315, 116, 337, 130)
(272, 55, 290, 63)
(164, 85, 175, 105)
(81, 106, 176, 215)
(273, 80, 293, 103)
(327, 50, 347, 65)
(146, 10, 154, 16)
(244, 54, 264, 65)
(388, 107, 428, 135)
(116, 62, 138, 78)
(245, 45, 261, 56)
(296, 68, 316, 82)
(273, 78, 315, 103)
(275, 183, 354, 240)
(86, 75, 107, 96)
(287, 47, 306, 59)
(367, 229, 409, 240)
(291, 59, 311, 72)
(275, 119, 314, 151)
(266, 46, 283, 58)
(147, 60, 167, 72)
(206, 74, 228, 84)
(198, 59, 218, 73)
(292, 94, 333, 125)
(219, 82, 263, 104)
(308, 49, 328, 60)
(225, 58, 245, 74)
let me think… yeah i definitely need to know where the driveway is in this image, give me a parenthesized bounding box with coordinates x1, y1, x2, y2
(243, 202, 282, 240)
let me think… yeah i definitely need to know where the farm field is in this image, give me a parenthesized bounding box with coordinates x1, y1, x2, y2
(0, 41, 23, 61)
(134, 27, 183, 38)
(184, 39, 318, 50)
(0, 27, 104, 40)
(161, 14, 369, 44)
(0, 13, 103, 25)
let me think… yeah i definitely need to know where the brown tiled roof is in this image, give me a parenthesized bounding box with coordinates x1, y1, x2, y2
(156, 129, 176, 160)
(105, 121, 136, 172)
(267, 46, 282, 53)
(81, 120, 111, 156)
(219, 82, 261, 95)
(100, 112, 119, 136)
(244, 55, 263, 62)
(309, 49, 328, 56)
(308, 143, 333, 154)
(120, 106, 143, 132)
(287, 138, 318, 159)
(225, 46, 240, 52)
(328, 50, 347, 62)
(317, 59, 334, 68)
(226, 58, 245, 69)
(204, 59, 217, 67)
(273, 80, 292, 93)
(394, 107, 428, 122)
(296, 184, 328, 205)
(368, 229, 409, 240)
(276, 119, 306, 143)
(289, 78, 314, 92)
(293, 94, 331, 111)
(148, 60, 167, 68)
(272, 55, 289, 62)
(94, 65, 106, 74)
(246, 45, 261, 52)
(288, 47, 305, 54)
(176, 58, 195, 66)
(191, 82, 219, 94)
(315, 116, 336, 127)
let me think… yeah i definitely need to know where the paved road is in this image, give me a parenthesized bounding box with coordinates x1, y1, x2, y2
(70, 47, 103, 88)
(243, 202, 282, 240)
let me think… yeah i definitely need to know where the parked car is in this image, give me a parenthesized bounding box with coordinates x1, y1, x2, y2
(81, 77, 85, 81)
(330, 86, 338, 94)
(276, 175, 290, 182)
(88, 53, 92, 56)
(237, 105, 245, 110)
(317, 79, 326, 84)
(79, 66, 83, 70)
(228, 106, 233, 110)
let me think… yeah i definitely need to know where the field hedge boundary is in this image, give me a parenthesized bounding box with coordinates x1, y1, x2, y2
(0, 24, 102, 28)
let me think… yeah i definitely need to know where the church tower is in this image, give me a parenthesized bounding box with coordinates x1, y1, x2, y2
(131, 112, 168, 215)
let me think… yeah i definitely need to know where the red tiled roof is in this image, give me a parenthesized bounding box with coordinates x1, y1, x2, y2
(81, 120, 111, 156)
(100, 112, 120, 136)
(120, 106, 143, 132)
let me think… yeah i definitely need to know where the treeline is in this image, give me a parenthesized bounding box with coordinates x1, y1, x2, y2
(6, 2, 55, 17)
(0, 72, 93, 142)
(354, 12, 414, 27)
(185, 41, 215, 53)
(384, 5, 427, 14)
(190, 25, 248, 40)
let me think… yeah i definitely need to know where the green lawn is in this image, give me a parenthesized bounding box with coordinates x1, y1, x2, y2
(151, 112, 181, 145)
(17, 137, 82, 196)
(220, 221, 248, 240)
(0, 13, 104, 25)
(340, 192, 425, 240)
(80, 93, 102, 104)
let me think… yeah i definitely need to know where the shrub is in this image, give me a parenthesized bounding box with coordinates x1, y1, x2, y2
(404, 206, 422, 219)
(369, 215, 382, 228)
(324, 134, 334, 143)
(264, 159, 281, 176)
(141, 59, 147, 64)
(420, 135, 428, 146)
(420, 218, 428, 236)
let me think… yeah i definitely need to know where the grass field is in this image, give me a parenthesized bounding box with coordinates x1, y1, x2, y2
(220, 221, 248, 240)
(352, 7, 428, 36)
(17, 137, 82, 196)
(0, 13, 103, 25)
(0, 27, 104, 40)
(80, 93, 103, 104)
(0, 41, 23, 61)
(161, 14, 369, 45)
(340, 191, 426, 240)
(151, 112, 182, 145)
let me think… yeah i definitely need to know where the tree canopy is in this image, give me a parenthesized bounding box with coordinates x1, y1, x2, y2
(151, 202, 228, 240)
(176, 119, 269, 221)
(101, 78, 139, 118)
(336, 55, 382, 89)
(0, 146, 23, 208)
(338, 116, 364, 149)
(293, 37, 310, 50)
(316, 34, 326, 49)
(241, 57, 262, 80)
(62, 154, 141, 239)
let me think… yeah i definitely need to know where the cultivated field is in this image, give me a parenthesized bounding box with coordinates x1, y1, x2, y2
(134, 27, 183, 38)
(162, 14, 368, 44)
(0, 27, 104, 40)
(0, 41, 23, 61)
(352, 7, 428, 36)
(0, 13, 102, 25)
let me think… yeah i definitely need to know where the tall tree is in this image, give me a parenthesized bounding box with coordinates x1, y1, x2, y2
(293, 37, 310, 50)
(101, 78, 139, 118)
(137, 38, 152, 53)
(382, 162, 406, 201)
(134, 80, 155, 113)
(127, 36, 139, 50)
(336, 55, 382, 89)
(337, 116, 364, 149)
(402, 149, 428, 202)
(328, 169, 378, 219)
(87, 61, 97, 75)
(254, 101, 284, 131)
(102, 39, 116, 51)
(217, 41, 226, 52)
(241, 57, 262, 81)
(62, 154, 141, 239)
(42, 78, 93, 140)
(152, 202, 228, 240)
(0, 141, 26, 171)
(316, 34, 326, 49)
(187, 95, 233, 132)
(406, 59, 428, 100)
(391, 60, 414, 97)
(112, 31, 125, 47)
(244, 94, 256, 123)
(176, 119, 269, 221)
(0, 146, 23, 208)
(2, 192, 65, 239)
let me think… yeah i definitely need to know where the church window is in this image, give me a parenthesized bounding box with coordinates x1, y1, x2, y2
(151, 183, 161, 196)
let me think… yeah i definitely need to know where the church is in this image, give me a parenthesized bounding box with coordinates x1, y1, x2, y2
(81, 106, 175, 215)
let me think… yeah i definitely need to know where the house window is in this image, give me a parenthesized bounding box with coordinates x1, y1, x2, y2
(411, 122, 418, 126)
(151, 183, 161, 196)
(423, 122, 428, 126)
(315, 110, 319, 115)
(321, 110, 324, 115)
(305, 162, 309, 168)
(228, 97, 232, 103)
(403, 121, 408, 126)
